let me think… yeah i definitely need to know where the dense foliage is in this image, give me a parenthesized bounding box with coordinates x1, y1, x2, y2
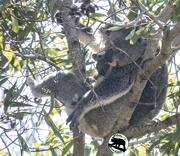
(0, 0, 180, 155)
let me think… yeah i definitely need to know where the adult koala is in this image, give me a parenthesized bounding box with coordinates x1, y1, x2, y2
(26, 10, 168, 138)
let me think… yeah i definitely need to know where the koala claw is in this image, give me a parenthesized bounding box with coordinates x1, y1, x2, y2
(66, 113, 74, 125)
(66, 112, 79, 130)
(69, 119, 78, 131)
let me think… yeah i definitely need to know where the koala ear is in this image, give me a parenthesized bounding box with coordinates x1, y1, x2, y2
(92, 54, 98, 61)
(108, 61, 117, 67)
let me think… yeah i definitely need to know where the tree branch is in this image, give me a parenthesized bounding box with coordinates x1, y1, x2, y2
(56, 0, 86, 155)
(131, 0, 165, 30)
(15, 53, 61, 70)
(157, 0, 177, 23)
(122, 114, 180, 139)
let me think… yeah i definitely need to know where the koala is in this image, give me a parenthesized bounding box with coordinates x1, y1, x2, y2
(93, 53, 168, 125)
(26, 71, 89, 115)
(129, 64, 168, 125)
(56, 10, 147, 67)
(67, 60, 140, 137)
(97, 25, 148, 67)
(27, 12, 168, 138)
(27, 61, 139, 138)
(62, 13, 167, 126)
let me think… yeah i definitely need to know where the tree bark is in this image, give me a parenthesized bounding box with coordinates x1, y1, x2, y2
(56, 0, 86, 156)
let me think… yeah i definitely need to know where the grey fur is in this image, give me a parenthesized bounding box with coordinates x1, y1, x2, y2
(98, 25, 147, 67)
(67, 61, 138, 137)
(94, 54, 168, 126)
(26, 13, 168, 138)
(27, 63, 138, 137)
(74, 19, 168, 126)
(129, 63, 168, 125)
(26, 71, 88, 115)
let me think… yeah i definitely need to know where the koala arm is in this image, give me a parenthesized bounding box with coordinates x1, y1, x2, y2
(67, 64, 137, 130)
(76, 24, 101, 53)
(55, 12, 101, 53)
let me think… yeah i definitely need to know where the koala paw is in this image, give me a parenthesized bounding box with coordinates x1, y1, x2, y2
(26, 78, 35, 86)
(66, 111, 79, 130)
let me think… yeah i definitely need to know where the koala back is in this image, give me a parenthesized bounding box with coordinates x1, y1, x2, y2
(94, 54, 168, 127)
(27, 71, 89, 115)
(129, 63, 168, 125)
(97, 25, 148, 67)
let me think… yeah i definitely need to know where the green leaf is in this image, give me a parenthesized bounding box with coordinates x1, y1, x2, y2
(46, 150, 50, 156)
(127, 7, 138, 21)
(18, 134, 31, 155)
(4, 82, 17, 113)
(130, 27, 146, 44)
(45, 130, 56, 145)
(0, 150, 10, 156)
(50, 147, 57, 156)
(12, 82, 26, 101)
(46, 94, 55, 117)
(129, 24, 150, 44)
(147, 133, 172, 153)
(0, 0, 10, 6)
(2, 49, 21, 70)
(10, 10, 19, 33)
(128, 147, 139, 156)
(0, 77, 8, 86)
(175, 142, 180, 156)
(43, 109, 65, 144)
(90, 13, 107, 19)
(125, 28, 136, 40)
(19, 22, 35, 41)
(33, 141, 41, 156)
(1, 101, 33, 107)
(85, 146, 91, 156)
(8, 112, 32, 119)
(107, 26, 124, 31)
(49, 0, 56, 14)
(138, 146, 146, 156)
(60, 140, 73, 156)
(161, 114, 169, 120)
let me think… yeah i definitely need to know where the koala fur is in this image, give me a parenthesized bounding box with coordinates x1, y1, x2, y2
(26, 71, 88, 115)
(27, 62, 138, 138)
(94, 54, 168, 125)
(26, 13, 168, 138)
(70, 16, 168, 125)
(67, 61, 139, 137)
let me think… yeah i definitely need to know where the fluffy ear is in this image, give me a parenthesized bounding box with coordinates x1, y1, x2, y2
(92, 54, 98, 61)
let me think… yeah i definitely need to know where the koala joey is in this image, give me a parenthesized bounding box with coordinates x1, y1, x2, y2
(94, 53, 168, 125)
